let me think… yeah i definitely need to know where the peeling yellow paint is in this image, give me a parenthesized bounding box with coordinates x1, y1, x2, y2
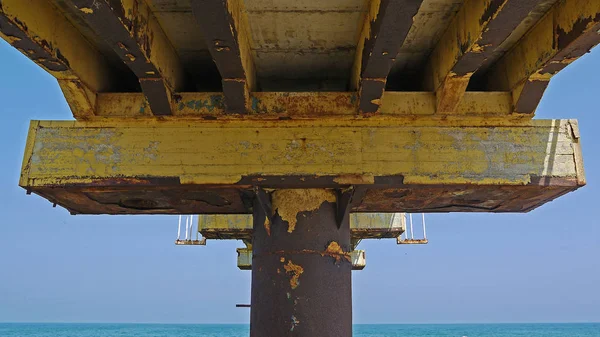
(426, 0, 513, 112)
(264, 217, 271, 236)
(283, 260, 304, 290)
(79, 7, 94, 14)
(487, 0, 600, 113)
(94, 91, 517, 118)
(529, 73, 553, 81)
(272, 189, 336, 233)
(0, 0, 113, 119)
(333, 174, 375, 185)
(223, 0, 256, 107)
(3, 35, 22, 44)
(322, 241, 351, 263)
(470, 43, 491, 53)
(369, 98, 382, 106)
(351, 0, 382, 90)
(20, 120, 581, 189)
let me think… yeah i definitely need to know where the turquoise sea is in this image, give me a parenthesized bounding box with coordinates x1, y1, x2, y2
(0, 323, 598, 336)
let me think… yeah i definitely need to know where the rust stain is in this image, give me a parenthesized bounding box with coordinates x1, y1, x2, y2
(283, 260, 303, 290)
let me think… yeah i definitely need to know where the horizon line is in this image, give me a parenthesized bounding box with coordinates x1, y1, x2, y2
(2, 322, 599, 325)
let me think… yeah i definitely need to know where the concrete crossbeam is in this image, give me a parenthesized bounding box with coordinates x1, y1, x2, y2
(94, 91, 517, 118)
(20, 119, 584, 214)
(198, 213, 405, 241)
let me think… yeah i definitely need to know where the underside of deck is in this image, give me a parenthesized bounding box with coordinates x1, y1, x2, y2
(1, 0, 599, 117)
(1, 0, 595, 215)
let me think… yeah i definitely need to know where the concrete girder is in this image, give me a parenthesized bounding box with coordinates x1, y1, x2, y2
(20, 119, 584, 215)
(197, 213, 406, 242)
(486, 0, 600, 114)
(351, 0, 424, 113)
(66, 0, 186, 116)
(0, 0, 116, 118)
(426, 0, 548, 113)
(191, 0, 256, 114)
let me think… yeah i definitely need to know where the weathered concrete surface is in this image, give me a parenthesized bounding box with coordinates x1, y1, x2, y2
(199, 213, 404, 241)
(19, 119, 584, 214)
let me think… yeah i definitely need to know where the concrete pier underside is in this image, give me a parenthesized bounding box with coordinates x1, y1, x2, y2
(2, 1, 598, 335)
(251, 189, 352, 336)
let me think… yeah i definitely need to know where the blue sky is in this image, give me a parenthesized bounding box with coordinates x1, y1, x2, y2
(0, 38, 598, 324)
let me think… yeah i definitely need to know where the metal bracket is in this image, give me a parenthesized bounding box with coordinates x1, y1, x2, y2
(254, 186, 274, 223)
(336, 188, 354, 229)
(335, 186, 368, 228)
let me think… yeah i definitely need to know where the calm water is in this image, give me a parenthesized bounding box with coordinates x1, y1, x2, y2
(0, 323, 598, 336)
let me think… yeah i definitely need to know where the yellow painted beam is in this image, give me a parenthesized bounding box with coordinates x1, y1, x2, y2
(191, 0, 256, 113)
(21, 118, 583, 188)
(486, 0, 600, 114)
(351, 0, 423, 113)
(68, 0, 186, 116)
(19, 118, 583, 214)
(198, 213, 405, 241)
(426, 0, 547, 113)
(93, 91, 516, 118)
(0, 0, 115, 119)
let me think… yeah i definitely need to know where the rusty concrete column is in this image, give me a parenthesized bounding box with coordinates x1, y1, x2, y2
(250, 189, 352, 337)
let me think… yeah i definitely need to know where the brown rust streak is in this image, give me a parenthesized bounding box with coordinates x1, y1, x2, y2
(259, 247, 352, 264)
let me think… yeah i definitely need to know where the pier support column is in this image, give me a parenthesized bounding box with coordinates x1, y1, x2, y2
(250, 189, 353, 336)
